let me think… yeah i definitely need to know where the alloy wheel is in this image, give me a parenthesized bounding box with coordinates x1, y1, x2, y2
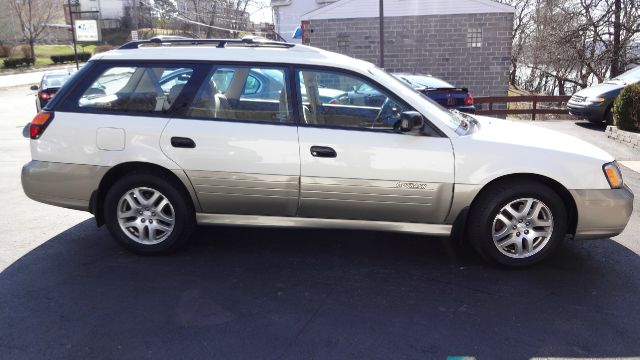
(117, 187, 175, 245)
(491, 197, 554, 258)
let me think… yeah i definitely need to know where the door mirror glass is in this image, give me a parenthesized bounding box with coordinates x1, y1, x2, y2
(399, 111, 424, 132)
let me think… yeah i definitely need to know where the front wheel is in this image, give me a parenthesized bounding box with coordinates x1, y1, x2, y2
(467, 181, 567, 267)
(104, 172, 195, 254)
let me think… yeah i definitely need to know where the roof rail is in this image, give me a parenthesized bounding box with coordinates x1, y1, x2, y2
(118, 36, 296, 50)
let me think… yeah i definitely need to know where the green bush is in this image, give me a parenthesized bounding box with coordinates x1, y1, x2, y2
(3, 57, 35, 68)
(50, 53, 91, 64)
(613, 83, 640, 132)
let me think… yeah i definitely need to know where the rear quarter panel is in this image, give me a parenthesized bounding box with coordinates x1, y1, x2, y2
(31, 112, 179, 170)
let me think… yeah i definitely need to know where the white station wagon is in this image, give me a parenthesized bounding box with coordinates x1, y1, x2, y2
(22, 37, 633, 266)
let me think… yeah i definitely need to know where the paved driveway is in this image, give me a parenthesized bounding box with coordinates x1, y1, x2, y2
(0, 87, 639, 359)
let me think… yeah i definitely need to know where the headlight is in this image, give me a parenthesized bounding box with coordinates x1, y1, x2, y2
(603, 161, 623, 189)
(587, 97, 606, 104)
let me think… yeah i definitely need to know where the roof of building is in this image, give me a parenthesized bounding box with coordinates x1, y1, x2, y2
(93, 43, 376, 74)
(301, 0, 514, 20)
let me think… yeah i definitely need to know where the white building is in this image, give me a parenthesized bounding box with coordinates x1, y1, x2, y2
(78, 0, 125, 19)
(270, 0, 338, 43)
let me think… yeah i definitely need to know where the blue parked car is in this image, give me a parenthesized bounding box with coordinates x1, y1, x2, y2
(393, 73, 475, 114)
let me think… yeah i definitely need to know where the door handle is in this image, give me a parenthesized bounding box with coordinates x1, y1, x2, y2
(171, 137, 196, 148)
(310, 146, 337, 158)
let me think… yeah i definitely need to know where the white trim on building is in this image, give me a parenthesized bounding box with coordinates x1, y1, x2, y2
(301, 0, 514, 20)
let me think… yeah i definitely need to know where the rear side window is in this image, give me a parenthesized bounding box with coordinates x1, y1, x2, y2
(76, 65, 194, 113)
(186, 66, 292, 124)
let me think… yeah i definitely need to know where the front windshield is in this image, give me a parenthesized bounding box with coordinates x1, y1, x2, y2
(369, 67, 462, 131)
(610, 66, 640, 83)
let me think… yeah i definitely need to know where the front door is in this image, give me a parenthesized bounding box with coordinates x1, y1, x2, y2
(161, 64, 300, 216)
(295, 68, 454, 224)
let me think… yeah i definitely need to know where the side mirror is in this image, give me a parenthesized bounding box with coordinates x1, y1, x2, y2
(30, 85, 38, 91)
(399, 111, 424, 132)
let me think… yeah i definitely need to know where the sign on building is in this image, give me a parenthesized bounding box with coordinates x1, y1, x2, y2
(75, 20, 100, 42)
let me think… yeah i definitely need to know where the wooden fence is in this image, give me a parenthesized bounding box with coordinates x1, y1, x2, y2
(474, 95, 572, 120)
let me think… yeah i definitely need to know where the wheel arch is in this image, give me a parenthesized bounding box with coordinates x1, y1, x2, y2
(452, 173, 578, 240)
(90, 162, 200, 227)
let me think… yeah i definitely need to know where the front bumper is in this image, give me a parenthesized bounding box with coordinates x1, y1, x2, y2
(566, 101, 607, 122)
(570, 185, 634, 240)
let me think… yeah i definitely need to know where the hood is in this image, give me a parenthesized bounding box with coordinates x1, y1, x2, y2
(472, 116, 613, 162)
(574, 82, 624, 98)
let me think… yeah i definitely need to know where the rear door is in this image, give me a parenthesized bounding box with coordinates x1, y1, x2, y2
(160, 64, 300, 216)
(295, 68, 454, 224)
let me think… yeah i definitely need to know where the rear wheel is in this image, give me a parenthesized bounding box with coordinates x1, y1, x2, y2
(467, 180, 567, 267)
(104, 172, 195, 254)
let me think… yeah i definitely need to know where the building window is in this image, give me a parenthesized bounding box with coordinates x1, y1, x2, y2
(467, 28, 482, 48)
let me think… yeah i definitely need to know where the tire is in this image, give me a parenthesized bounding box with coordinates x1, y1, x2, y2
(604, 108, 614, 126)
(466, 180, 567, 267)
(103, 171, 195, 254)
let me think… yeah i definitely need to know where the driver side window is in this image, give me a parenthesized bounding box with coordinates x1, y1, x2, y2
(297, 69, 413, 130)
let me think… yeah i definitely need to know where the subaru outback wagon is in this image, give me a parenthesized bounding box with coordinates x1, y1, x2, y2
(22, 37, 633, 267)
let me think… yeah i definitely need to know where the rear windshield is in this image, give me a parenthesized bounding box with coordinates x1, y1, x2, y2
(44, 74, 72, 88)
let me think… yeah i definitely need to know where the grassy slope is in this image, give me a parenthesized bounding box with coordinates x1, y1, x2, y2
(1, 44, 96, 69)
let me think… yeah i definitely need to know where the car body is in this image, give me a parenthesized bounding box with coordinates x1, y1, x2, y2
(393, 73, 475, 114)
(567, 66, 640, 124)
(31, 69, 77, 111)
(22, 37, 633, 267)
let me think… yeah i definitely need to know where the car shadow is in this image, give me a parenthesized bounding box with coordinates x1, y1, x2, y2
(574, 120, 607, 132)
(1, 220, 639, 359)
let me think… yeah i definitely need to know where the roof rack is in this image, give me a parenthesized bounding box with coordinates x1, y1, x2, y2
(118, 36, 296, 50)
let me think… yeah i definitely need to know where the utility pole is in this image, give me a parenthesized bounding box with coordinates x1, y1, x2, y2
(67, 0, 79, 69)
(379, 0, 384, 68)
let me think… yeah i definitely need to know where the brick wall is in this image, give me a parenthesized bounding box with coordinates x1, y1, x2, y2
(306, 13, 514, 97)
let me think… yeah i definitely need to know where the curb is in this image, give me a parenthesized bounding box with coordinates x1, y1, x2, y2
(606, 125, 640, 149)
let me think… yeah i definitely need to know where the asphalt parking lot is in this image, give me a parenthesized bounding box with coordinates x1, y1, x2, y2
(1, 85, 639, 359)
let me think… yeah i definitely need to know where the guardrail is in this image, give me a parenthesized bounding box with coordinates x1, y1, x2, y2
(474, 95, 572, 120)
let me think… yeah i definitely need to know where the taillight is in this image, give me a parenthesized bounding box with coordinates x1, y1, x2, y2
(464, 92, 474, 106)
(329, 99, 338, 104)
(29, 112, 54, 139)
(38, 91, 51, 100)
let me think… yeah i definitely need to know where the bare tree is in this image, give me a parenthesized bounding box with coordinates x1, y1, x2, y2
(176, 0, 266, 38)
(9, 0, 58, 57)
(503, 0, 640, 95)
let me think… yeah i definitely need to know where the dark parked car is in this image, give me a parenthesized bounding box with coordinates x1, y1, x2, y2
(348, 82, 388, 107)
(31, 69, 76, 111)
(567, 66, 640, 124)
(393, 73, 475, 113)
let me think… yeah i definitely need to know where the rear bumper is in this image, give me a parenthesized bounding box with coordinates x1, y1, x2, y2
(21, 160, 108, 212)
(570, 185, 634, 240)
(451, 105, 476, 114)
